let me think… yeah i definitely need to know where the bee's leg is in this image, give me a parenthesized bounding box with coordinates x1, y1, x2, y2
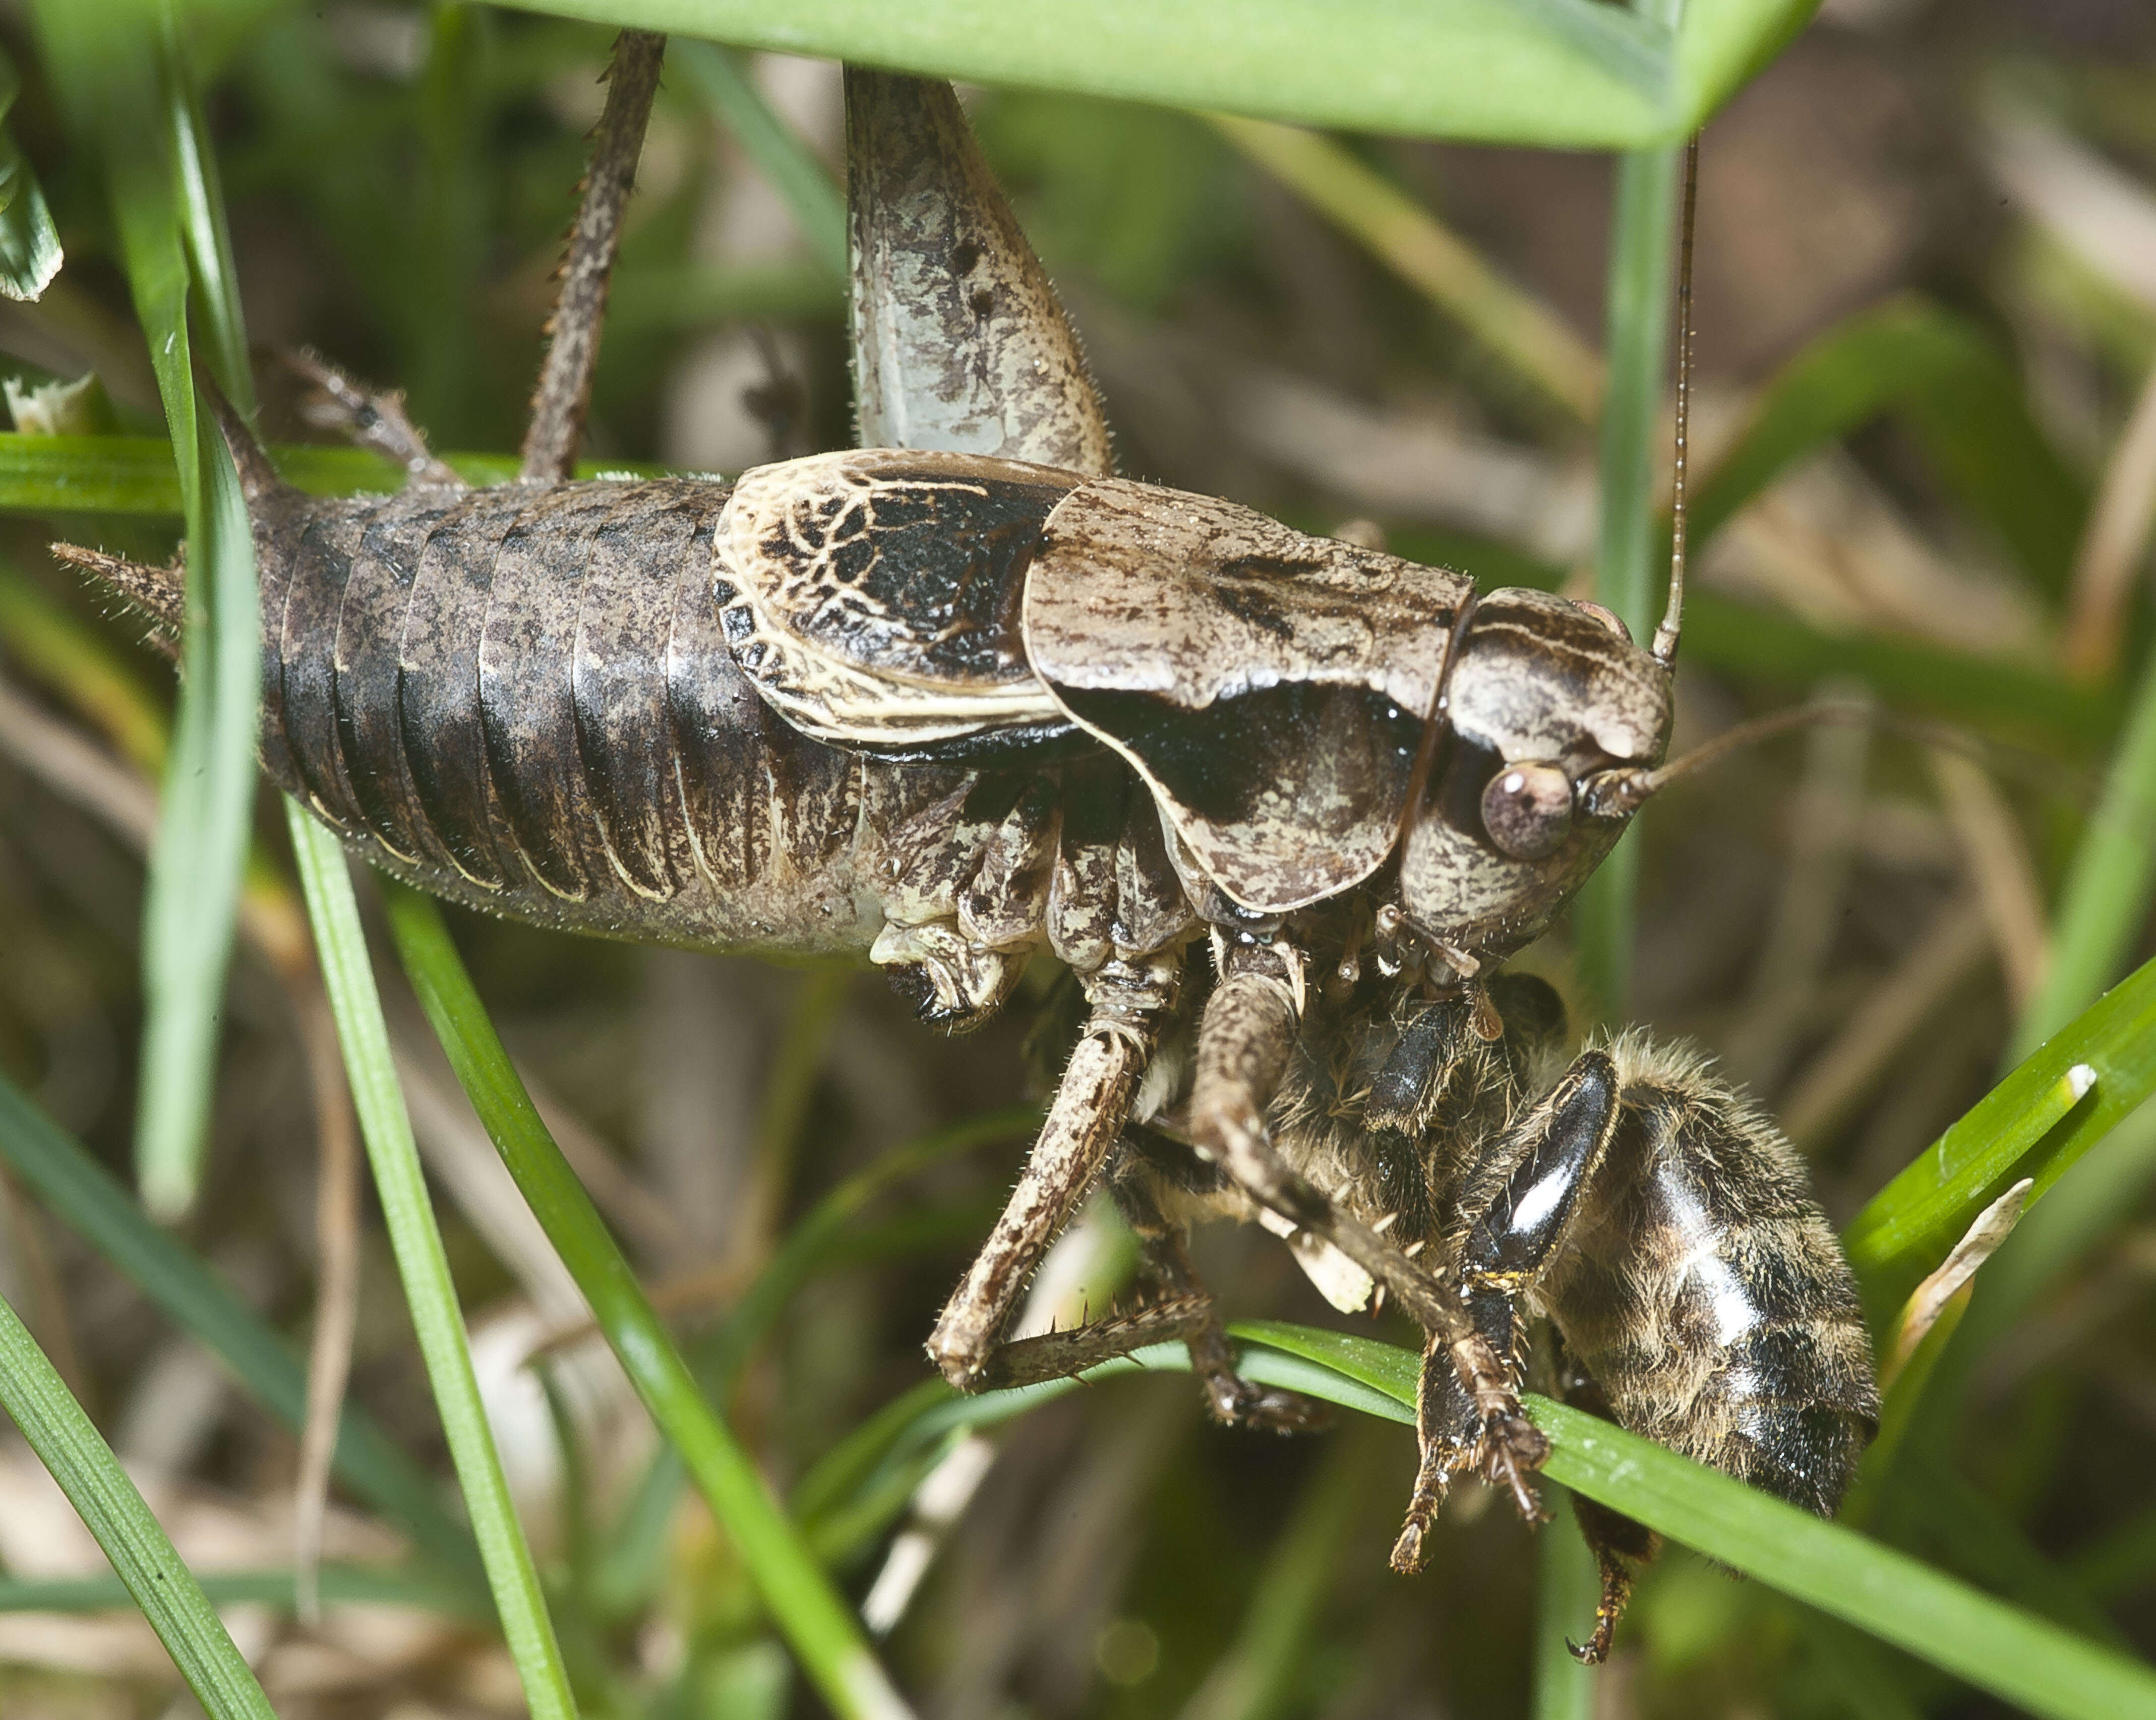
(519, 29, 667, 484)
(1551, 1355, 1658, 1665)
(927, 959, 1176, 1389)
(1390, 1051, 1623, 1570)
(1113, 1126, 1330, 1433)
(280, 349, 463, 490)
(1186, 945, 1549, 1513)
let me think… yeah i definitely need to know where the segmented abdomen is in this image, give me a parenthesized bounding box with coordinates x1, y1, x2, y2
(255, 478, 950, 953)
(1542, 1036, 1880, 1516)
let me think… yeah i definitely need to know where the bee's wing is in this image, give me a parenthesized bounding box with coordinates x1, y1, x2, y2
(1024, 478, 1472, 913)
(715, 447, 1083, 753)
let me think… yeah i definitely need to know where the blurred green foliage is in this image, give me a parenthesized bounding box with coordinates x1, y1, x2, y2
(0, 3, 2151, 1718)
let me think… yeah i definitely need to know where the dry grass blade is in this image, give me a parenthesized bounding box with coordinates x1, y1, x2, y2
(1927, 745, 2051, 1012)
(1782, 893, 1991, 1146)
(0, 668, 158, 845)
(1209, 113, 1603, 422)
(2060, 358, 2156, 681)
(1880, 1178, 2031, 1391)
(291, 986, 360, 1627)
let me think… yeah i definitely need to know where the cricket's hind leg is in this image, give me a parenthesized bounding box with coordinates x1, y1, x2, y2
(280, 349, 462, 489)
(845, 67, 1114, 477)
(519, 28, 667, 485)
(1111, 1124, 1329, 1434)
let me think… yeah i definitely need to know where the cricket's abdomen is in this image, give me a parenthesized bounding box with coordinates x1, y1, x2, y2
(259, 477, 948, 954)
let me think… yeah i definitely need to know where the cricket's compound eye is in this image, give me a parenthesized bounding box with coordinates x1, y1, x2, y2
(1480, 762, 1575, 860)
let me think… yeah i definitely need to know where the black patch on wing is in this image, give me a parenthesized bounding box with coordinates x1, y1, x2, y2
(1053, 680, 1423, 908)
(792, 472, 1073, 686)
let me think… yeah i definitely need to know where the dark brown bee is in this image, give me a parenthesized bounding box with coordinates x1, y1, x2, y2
(1140, 971, 1878, 1655)
(61, 36, 1876, 1660)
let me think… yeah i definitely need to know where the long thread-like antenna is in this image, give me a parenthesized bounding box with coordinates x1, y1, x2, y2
(1651, 136, 1701, 668)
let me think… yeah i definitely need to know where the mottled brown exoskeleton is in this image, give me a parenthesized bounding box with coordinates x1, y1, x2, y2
(64, 33, 1875, 1661)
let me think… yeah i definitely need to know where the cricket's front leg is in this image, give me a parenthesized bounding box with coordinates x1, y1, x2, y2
(1112, 1126, 1330, 1434)
(1390, 1049, 1623, 1568)
(926, 957, 1178, 1387)
(1185, 943, 1550, 1513)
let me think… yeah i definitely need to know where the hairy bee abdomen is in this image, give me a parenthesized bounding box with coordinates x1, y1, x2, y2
(256, 477, 950, 953)
(1542, 1035, 1879, 1517)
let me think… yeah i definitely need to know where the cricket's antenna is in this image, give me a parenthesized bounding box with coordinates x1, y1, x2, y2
(1651, 136, 1701, 669)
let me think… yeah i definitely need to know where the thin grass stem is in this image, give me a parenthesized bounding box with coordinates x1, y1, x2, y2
(1575, 106, 1683, 1022)
(287, 807, 579, 1720)
(385, 883, 917, 1720)
(0, 1288, 277, 1718)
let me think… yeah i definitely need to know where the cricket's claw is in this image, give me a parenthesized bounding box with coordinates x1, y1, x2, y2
(1209, 1374, 1333, 1435)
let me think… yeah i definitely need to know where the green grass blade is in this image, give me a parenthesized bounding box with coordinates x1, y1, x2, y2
(0, 1070, 481, 1582)
(1213, 1325, 2156, 1720)
(672, 40, 846, 281)
(1953, 1094, 2156, 1355)
(33, 0, 262, 1220)
(1885, 1466, 2128, 1650)
(133, 429, 259, 1222)
(384, 883, 917, 1720)
(286, 808, 580, 1720)
(813, 1324, 2156, 1718)
(1843, 952, 2156, 1300)
(0, 1290, 276, 1718)
(0, 1563, 483, 1617)
(1576, 96, 1683, 1023)
(1533, 1494, 1600, 1719)
(0, 431, 635, 514)
(493, 0, 1805, 148)
(1886, 1098, 2156, 1480)
(164, 13, 252, 420)
(1529, 1394, 2156, 1720)
(2010, 648, 2156, 1061)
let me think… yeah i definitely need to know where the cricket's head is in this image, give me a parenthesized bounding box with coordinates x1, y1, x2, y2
(1397, 587, 1673, 960)
(1399, 140, 1700, 966)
